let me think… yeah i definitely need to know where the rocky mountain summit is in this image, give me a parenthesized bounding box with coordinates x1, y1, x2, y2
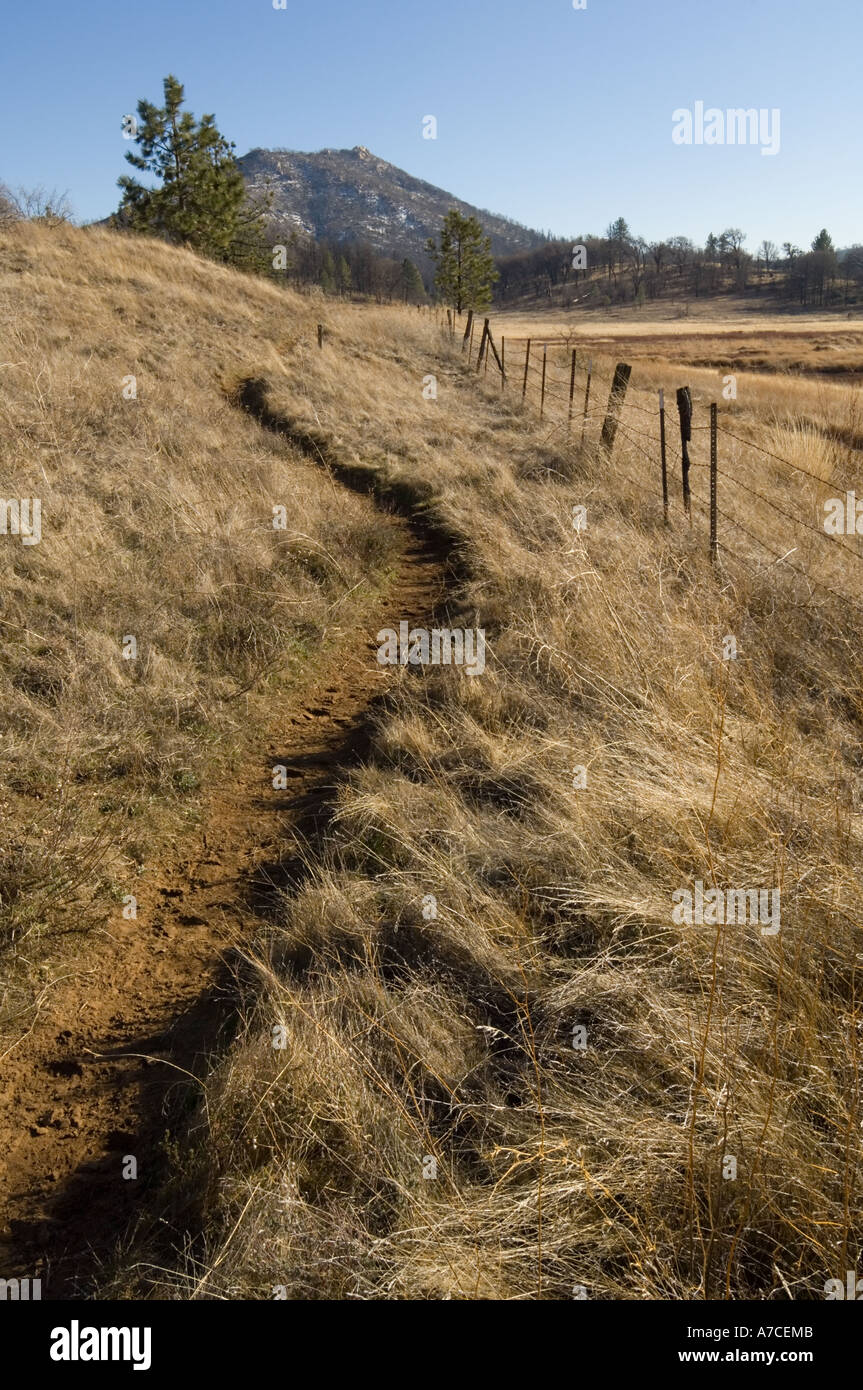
(238, 145, 547, 265)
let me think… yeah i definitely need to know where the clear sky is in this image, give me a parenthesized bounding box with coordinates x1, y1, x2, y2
(2, 0, 860, 250)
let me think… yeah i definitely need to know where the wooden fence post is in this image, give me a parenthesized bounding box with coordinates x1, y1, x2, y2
(485, 325, 505, 382)
(446, 309, 453, 337)
(317, 324, 324, 349)
(659, 388, 669, 523)
(475, 318, 490, 372)
(676, 386, 693, 520)
(568, 349, 577, 432)
(469, 317, 476, 364)
(581, 358, 592, 443)
(462, 308, 474, 352)
(710, 401, 718, 562)
(522, 339, 532, 400)
(600, 362, 632, 454)
(540, 345, 548, 417)
(501, 336, 506, 389)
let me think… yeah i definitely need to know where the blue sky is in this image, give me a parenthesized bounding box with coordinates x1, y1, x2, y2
(2, 0, 860, 249)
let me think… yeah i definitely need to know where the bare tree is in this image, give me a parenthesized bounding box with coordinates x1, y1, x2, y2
(0, 183, 20, 226)
(757, 239, 778, 272)
(667, 235, 695, 277)
(720, 227, 746, 270)
(648, 240, 669, 277)
(7, 186, 74, 226)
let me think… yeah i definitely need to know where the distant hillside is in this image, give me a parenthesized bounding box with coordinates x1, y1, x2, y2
(238, 145, 548, 269)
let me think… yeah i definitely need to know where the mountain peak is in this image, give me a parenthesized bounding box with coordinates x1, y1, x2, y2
(238, 145, 547, 268)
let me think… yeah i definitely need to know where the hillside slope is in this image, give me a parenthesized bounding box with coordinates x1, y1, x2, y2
(1, 223, 861, 1301)
(0, 221, 421, 1287)
(239, 144, 547, 266)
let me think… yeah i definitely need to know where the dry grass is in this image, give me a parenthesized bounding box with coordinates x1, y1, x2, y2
(95, 274, 861, 1299)
(0, 222, 399, 989)
(497, 304, 863, 360)
(4, 223, 860, 1300)
(475, 330, 863, 606)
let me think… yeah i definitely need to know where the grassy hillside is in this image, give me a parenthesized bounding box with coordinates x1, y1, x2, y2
(2, 222, 861, 1301)
(0, 221, 400, 991)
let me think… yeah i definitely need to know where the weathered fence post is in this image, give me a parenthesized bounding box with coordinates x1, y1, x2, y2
(581, 358, 592, 443)
(600, 362, 632, 454)
(522, 339, 532, 400)
(659, 388, 669, 523)
(462, 308, 474, 352)
(710, 401, 718, 562)
(540, 345, 548, 418)
(676, 385, 693, 520)
(446, 309, 453, 337)
(317, 323, 324, 349)
(501, 336, 506, 389)
(485, 326, 505, 383)
(475, 318, 490, 372)
(568, 349, 577, 432)
(469, 317, 476, 364)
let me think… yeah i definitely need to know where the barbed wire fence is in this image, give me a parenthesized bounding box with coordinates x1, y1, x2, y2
(441, 310, 863, 617)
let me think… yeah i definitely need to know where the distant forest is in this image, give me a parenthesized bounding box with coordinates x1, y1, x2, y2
(493, 220, 863, 310)
(268, 213, 863, 312)
(268, 218, 428, 304)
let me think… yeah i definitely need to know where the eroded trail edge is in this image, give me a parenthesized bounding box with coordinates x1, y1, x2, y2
(0, 380, 453, 1298)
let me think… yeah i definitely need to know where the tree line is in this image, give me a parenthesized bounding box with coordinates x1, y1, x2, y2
(494, 219, 863, 309)
(269, 224, 427, 303)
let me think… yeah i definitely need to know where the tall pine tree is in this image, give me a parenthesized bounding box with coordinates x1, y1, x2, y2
(117, 75, 268, 267)
(399, 258, 426, 304)
(426, 211, 498, 313)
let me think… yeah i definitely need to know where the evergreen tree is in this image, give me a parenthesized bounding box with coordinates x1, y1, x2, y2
(117, 75, 269, 267)
(399, 257, 426, 304)
(426, 210, 498, 313)
(605, 216, 631, 246)
(812, 228, 834, 253)
(338, 255, 352, 295)
(319, 249, 336, 294)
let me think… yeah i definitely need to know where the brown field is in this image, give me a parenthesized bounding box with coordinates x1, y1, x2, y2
(492, 307, 863, 381)
(1, 222, 861, 1301)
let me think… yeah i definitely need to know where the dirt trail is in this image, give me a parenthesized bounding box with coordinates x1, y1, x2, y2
(0, 388, 450, 1298)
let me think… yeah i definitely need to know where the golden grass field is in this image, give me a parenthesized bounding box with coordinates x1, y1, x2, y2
(1, 221, 861, 1300)
(496, 304, 863, 380)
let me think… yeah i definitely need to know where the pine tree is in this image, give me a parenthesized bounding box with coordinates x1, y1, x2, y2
(426, 211, 498, 313)
(117, 75, 269, 267)
(399, 258, 426, 304)
(338, 256, 352, 295)
(320, 248, 336, 294)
